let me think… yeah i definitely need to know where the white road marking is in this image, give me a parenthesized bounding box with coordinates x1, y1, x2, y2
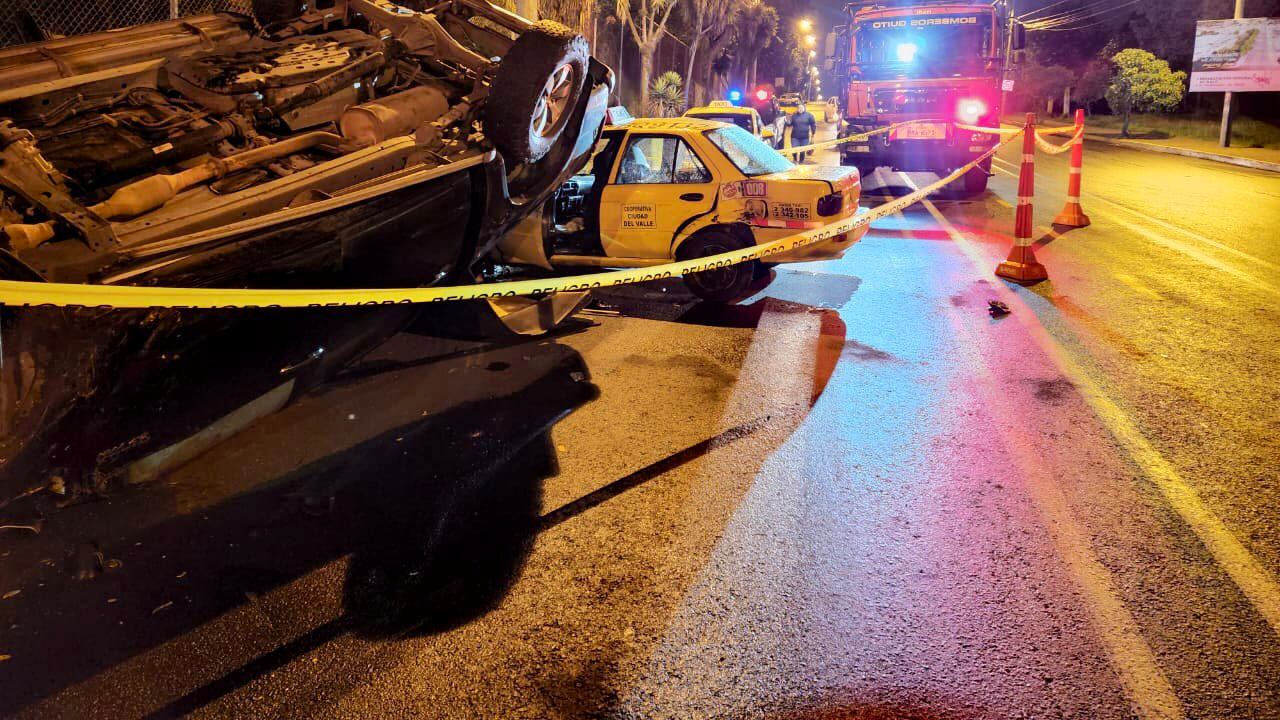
(1113, 272, 1164, 300)
(987, 162, 1280, 298)
(909, 170, 1280, 642)
(900, 182, 1185, 719)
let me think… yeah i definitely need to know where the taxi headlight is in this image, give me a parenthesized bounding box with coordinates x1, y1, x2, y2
(816, 193, 843, 217)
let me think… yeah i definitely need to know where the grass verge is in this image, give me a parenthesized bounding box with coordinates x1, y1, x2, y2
(1022, 113, 1280, 149)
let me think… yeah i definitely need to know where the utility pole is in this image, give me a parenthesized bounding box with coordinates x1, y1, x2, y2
(1219, 0, 1245, 147)
(1002, 0, 1016, 115)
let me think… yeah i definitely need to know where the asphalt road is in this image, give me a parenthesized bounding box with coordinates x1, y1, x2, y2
(2, 124, 1278, 719)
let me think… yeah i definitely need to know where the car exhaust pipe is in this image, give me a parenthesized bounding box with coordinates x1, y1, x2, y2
(4, 131, 346, 249)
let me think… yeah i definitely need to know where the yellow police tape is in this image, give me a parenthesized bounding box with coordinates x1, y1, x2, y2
(786, 118, 1051, 156)
(780, 120, 925, 157)
(1033, 123, 1085, 155)
(0, 136, 1021, 310)
(953, 122, 1024, 138)
(953, 122, 1081, 139)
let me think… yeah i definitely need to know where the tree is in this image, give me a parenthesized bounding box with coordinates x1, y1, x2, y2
(617, 0, 681, 113)
(733, 0, 778, 90)
(681, 0, 735, 105)
(647, 71, 686, 117)
(1105, 48, 1187, 136)
(696, 4, 738, 103)
(1019, 60, 1074, 115)
(1074, 41, 1119, 114)
(538, 0, 595, 40)
(1074, 57, 1111, 113)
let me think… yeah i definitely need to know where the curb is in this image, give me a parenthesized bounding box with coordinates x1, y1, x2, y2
(1084, 134, 1280, 173)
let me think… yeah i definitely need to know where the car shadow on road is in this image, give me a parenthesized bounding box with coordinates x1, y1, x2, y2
(769, 691, 992, 720)
(1036, 223, 1088, 247)
(592, 276, 850, 407)
(0, 329, 598, 718)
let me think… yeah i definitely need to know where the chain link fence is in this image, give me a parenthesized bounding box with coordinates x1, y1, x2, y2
(0, 0, 600, 49)
(0, 0, 254, 49)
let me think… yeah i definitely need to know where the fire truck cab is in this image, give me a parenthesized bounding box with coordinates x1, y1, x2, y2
(828, 0, 1024, 197)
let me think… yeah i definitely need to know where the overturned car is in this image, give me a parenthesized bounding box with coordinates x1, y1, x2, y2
(0, 1, 611, 503)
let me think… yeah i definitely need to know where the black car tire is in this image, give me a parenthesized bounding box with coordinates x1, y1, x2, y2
(678, 229, 757, 304)
(943, 158, 991, 199)
(962, 158, 991, 196)
(486, 22, 589, 165)
(251, 0, 305, 28)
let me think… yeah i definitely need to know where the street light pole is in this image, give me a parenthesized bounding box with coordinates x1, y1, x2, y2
(1219, 0, 1245, 147)
(800, 25, 816, 100)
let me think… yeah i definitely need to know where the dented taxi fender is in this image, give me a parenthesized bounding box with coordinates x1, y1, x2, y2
(667, 161, 865, 265)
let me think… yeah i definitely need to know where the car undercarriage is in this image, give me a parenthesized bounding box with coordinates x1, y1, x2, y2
(0, 0, 611, 504)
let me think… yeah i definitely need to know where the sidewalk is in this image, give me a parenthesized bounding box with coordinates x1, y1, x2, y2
(1000, 114, 1280, 173)
(1083, 129, 1280, 173)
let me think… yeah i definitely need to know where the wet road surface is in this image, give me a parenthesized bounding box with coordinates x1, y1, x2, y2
(1, 125, 1278, 719)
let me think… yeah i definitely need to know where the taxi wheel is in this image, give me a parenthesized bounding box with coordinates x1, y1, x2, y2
(678, 231, 757, 304)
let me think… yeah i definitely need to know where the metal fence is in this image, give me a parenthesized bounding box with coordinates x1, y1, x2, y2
(0, 0, 253, 49)
(1, 0, 604, 49)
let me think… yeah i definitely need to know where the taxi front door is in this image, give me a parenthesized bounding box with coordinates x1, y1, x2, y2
(598, 134, 717, 259)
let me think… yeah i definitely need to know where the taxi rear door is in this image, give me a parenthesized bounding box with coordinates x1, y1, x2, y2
(598, 133, 718, 259)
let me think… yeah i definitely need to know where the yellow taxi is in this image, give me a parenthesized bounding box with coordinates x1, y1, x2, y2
(778, 93, 804, 116)
(683, 100, 778, 148)
(499, 113, 870, 303)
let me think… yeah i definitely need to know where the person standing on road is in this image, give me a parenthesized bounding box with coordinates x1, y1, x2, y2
(788, 102, 817, 163)
(769, 98, 786, 149)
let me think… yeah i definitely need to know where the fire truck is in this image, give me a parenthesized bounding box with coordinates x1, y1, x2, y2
(828, 0, 1025, 196)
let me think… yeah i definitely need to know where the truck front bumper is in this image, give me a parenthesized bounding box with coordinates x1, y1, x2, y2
(839, 123, 997, 173)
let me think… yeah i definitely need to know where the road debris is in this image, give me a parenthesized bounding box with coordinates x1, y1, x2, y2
(988, 300, 1012, 317)
(67, 542, 106, 581)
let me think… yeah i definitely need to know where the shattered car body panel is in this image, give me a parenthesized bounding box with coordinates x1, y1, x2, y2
(0, 1, 612, 502)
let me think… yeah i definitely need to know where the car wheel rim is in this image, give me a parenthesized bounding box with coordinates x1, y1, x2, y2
(692, 243, 738, 292)
(532, 64, 578, 139)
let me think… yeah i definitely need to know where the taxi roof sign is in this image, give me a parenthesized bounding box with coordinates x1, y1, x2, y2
(605, 106, 634, 126)
(709, 100, 734, 107)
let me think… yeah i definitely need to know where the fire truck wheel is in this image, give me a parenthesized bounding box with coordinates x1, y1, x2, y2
(678, 230, 757, 304)
(962, 157, 992, 196)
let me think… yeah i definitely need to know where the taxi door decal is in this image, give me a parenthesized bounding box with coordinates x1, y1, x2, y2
(621, 204, 657, 229)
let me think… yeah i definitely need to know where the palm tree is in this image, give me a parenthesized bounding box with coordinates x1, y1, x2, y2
(647, 71, 686, 117)
(734, 0, 777, 90)
(617, 0, 681, 113)
(681, 0, 736, 106)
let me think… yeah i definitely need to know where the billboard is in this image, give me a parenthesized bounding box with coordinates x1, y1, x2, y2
(1189, 17, 1280, 92)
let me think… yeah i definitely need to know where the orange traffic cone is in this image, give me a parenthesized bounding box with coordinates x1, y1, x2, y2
(1053, 109, 1091, 228)
(996, 113, 1048, 285)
